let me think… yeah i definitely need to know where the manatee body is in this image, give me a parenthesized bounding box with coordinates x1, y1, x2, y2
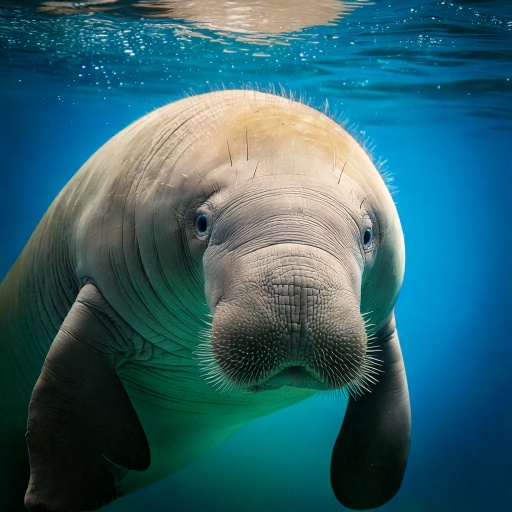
(0, 90, 410, 511)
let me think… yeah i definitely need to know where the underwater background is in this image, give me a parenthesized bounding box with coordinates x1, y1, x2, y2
(0, 1, 511, 511)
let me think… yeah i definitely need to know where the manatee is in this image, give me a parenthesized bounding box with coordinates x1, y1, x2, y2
(0, 90, 410, 511)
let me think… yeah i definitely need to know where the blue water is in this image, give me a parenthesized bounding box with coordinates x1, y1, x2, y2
(1, 1, 511, 511)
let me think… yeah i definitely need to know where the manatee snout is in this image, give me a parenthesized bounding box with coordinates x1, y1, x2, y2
(207, 250, 372, 394)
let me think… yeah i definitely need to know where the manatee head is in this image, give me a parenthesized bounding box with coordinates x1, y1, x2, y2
(166, 92, 405, 401)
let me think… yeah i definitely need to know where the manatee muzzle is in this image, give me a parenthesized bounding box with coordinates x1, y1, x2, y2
(208, 268, 372, 394)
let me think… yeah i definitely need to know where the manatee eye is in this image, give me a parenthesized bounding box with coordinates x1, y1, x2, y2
(195, 213, 209, 236)
(363, 227, 373, 249)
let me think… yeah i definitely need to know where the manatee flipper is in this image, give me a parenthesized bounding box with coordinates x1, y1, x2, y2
(330, 313, 411, 510)
(24, 284, 150, 512)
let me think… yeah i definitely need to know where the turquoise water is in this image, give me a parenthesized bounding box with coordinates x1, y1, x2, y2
(1, 1, 511, 511)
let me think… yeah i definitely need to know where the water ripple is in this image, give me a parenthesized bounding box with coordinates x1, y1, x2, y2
(0, 1, 510, 123)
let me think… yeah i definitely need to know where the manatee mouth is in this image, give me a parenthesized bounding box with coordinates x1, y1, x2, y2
(247, 365, 327, 392)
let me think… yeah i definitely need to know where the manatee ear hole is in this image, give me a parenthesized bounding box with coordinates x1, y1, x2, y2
(195, 213, 209, 236)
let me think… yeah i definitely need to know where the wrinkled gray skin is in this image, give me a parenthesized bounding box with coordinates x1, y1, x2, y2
(0, 90, 410, 512)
